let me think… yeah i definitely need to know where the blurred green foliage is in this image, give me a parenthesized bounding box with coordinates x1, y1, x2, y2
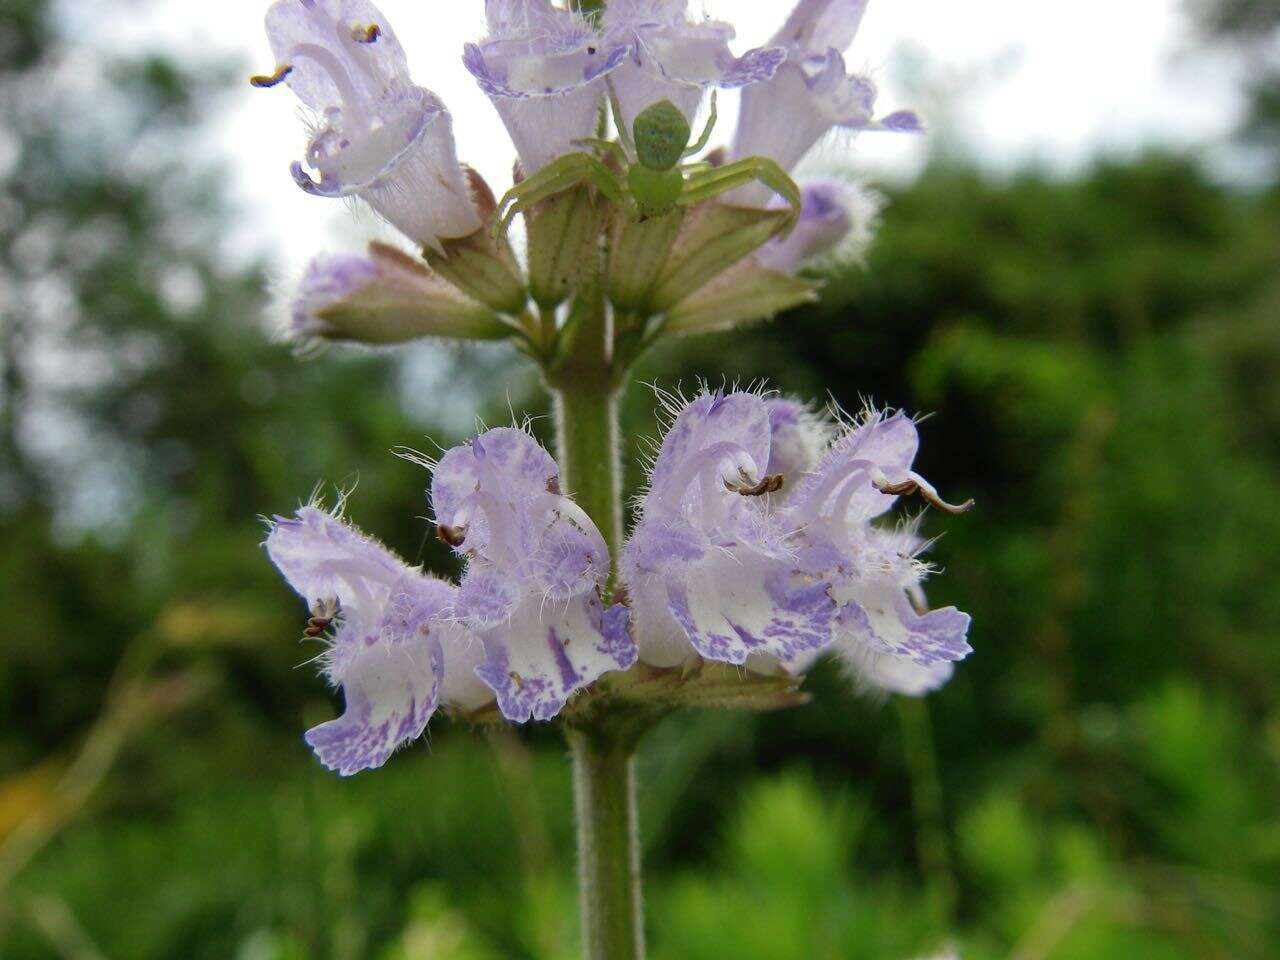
(1, 1, 1278, 958)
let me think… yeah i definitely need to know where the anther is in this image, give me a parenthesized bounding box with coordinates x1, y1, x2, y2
(873, 476, 974, 514)
(249, 64, 293, 88)
(303, 597, 339, 637)
(351, 23, 381, 43)
(436, 523, 467, 547)
(725, 473, 785, 497)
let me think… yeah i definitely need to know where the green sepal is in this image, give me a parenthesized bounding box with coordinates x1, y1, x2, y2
(661, 259, 822, 336)
(588, 661, 810, 714)
(649, 204, 792, 311)
(312, 243, 514, 344)
(525, 184, 604, 310)
(423, 228, 528, 315)
(606, 210, 683, 313)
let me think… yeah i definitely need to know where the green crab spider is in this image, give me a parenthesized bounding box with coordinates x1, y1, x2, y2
(493, 86, 802, 240)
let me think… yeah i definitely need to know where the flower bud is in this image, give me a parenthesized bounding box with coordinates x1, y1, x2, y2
(291, 244, 511, 345)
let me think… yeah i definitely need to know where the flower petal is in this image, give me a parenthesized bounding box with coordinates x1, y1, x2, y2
(836, 580, 972, 664)
(305, 623, 443, 776)
(473, 592, 634, 722)
(665, 547, 835, 666)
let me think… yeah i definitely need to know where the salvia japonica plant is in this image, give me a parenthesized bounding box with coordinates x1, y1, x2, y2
(253, 2, 970, 957)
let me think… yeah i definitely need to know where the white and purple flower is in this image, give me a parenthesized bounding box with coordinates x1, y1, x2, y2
(621, 390, 838, 670)
(621, 390, 972, 693)
(265, 504, 490, 776)
(430, 427, 635, 722)
(464, 0, 631, 174)
(603, 0, 786, 127)
(259, 0, 481, 251)
(731, 0, 921, 205)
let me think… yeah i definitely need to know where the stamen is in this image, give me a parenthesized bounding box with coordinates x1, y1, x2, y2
(437, 523, 467, 547)
(873, 474, 974, 514)
(351, 23, 381, 43)
(725, 472, 785, 497)
(303, 597, 339, 637)
(250, 64, 293, 88)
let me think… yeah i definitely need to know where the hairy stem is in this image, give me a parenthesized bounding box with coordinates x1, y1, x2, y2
(567, 720, 645, 960)
(554, 384, 622, 572)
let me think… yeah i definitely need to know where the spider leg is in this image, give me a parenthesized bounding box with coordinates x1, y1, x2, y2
(682, 89, 718, 158)
(677, 156, 803, 232)
(494, 153, 626, 238)
(571, 137, 631, 166)
(605, 77, 637, 157)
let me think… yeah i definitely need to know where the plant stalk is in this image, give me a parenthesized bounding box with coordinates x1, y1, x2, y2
(554, 384, 622, 568)
(567, 721, 645, 960)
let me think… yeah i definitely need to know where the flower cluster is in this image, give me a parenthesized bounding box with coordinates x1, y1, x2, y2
(267, 390, 970, 774)
(254, 0, 919, 342)
(256, 2, 963, 779)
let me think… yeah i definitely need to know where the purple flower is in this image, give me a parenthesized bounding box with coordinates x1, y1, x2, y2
(730, 0, 922, 205)
(621, 390, 838, 670)
(260, 0, 481, 251)
(265, 504, 490, 776)
(622, 391, 972, 694)
(464, 0, 631, 174)
(603, 0, 786, 126)
(430, 427, 635, 722)
(756, 178, 879, 273)
(781, 406, 973, 687)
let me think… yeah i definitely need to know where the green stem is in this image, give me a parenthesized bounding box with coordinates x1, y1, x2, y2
(554, 384, 622, 569)
(567, 721, 645, 960)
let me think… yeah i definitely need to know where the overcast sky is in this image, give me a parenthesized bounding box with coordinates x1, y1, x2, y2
(86, 0, 1249, 272)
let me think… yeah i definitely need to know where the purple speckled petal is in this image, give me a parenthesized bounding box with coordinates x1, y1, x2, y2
(839, 643, 956, 696)
(836, 582, 972, 664)
(304, 626, 442, 776)
(665, 549, 835, 667)
(473, 593, 635, 722)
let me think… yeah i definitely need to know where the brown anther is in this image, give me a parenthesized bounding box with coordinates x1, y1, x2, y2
(436, 523, 467, 548)
(726, 473, 785, 497)
(873, 477, 974, 514)
(303, 598, 339, 638)
(509, 670, 524, 689)
(352, 23, 382, 43)
(546, 476, 562, 495)
(250, 64, 293, 88)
